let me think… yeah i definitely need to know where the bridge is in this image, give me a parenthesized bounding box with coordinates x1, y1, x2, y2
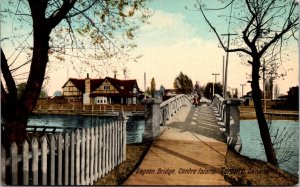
(124, 94, 241, 185)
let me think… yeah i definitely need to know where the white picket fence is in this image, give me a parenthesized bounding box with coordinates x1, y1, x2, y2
(1, 117, 127, 185)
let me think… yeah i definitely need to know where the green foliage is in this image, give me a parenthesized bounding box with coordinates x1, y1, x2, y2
(233, 88, 238, 98)
(17, 83, 48, 99)
(159, 85, 165, 96)
(146, 87, 151, 96)
(203, 82, 223, 99)
(17, 83, 26, 100)
(1, 0, 150, 75)
(173, 72, 193, 94)
(150, 78, 156, 97)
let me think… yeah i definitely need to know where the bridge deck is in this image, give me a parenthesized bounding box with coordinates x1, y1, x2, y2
(123, 105, 230, 185)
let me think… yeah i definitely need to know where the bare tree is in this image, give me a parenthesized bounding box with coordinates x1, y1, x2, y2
(1, 0, 149, 146)
(263, 117, 298, 165)
(196, 0, 298, 167)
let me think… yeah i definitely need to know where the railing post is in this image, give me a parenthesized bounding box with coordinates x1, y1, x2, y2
(225, 99, 242, 152)
(142, 98, 161, 142)
(117, 108, 128, 162)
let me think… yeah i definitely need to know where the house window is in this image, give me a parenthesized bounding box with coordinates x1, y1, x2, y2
(133, 97, 137, 104)
(104, 85, 110, 90)
(95, 97, 107, 104)
(127, 97, 132, 104)
(120, 86, 124, 89)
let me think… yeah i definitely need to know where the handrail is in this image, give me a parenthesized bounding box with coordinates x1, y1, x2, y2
(211, 94, 242, 152)
(159, 94, 192, 126)
(142, 94, 192, 142)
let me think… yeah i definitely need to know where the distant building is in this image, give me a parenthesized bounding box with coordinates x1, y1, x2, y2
(165, 89, 177, 96)
(62, 74, 140, 105)
(241, 91, 253, 106)
(272, 86, 298, 110)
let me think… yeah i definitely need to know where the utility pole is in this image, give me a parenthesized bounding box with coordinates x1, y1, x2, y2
(240, 84, 246, 98)
(221, 2, 237, 99)
(221, 33, 237, 99)
(144, 72, 146, 99)
(222, 56, 225, 98)
(212, 73, 220, 97)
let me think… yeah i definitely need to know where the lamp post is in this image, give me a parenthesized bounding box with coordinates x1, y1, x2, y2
(212, 73, 220, 97)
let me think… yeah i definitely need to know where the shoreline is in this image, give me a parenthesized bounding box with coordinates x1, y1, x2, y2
(224, 148, 298, 185)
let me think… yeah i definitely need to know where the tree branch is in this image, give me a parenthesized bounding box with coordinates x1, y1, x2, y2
(1, 49, 17, 100)
(65, 0, 99, 19)
(47, 0, 78, 29)
(197, 0, 251, 55)
(204, 0, 236, 11)
(259, 17, 298, 56)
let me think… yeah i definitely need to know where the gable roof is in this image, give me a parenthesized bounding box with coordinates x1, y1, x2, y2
(61, 78, 85, 92)
(62, 76, 139, 97)
(91, 77, 138, 97)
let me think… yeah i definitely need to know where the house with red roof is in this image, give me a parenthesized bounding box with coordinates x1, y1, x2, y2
(62, 74, 140, 105)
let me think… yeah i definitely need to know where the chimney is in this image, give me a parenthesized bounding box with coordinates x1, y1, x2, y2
(113, 70, 117, 79)
(85, 73, 90, 94)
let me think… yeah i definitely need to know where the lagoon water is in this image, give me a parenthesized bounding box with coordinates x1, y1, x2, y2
(240, 120, 299, 176)
(28, 115, 145, 144)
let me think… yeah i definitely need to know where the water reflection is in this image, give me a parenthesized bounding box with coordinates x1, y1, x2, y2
(240, 120, 298, 176)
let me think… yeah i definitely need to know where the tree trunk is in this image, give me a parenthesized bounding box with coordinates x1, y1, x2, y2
(251, 58, 278, 167)
(2, 14, 51, 147)
(2, 104, 29, 150)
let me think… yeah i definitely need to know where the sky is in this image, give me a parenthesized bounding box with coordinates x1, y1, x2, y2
(124, 0, 299, 97)
(1, 0, 299, 97)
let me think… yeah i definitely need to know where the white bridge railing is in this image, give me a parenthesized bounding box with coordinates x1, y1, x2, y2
(211, 94, 242, 152)
(160, 94, 192, 125)
(142, 94, 192, 142)
(1, 114, 127, 185)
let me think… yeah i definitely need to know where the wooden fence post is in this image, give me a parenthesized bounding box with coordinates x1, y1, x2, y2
(108, 122, 113, 172)
(112, 122, 116, 169)
(64, 132, 70, 185)
(22, 141, 29, 185)
(32, 137, 39, 185)
(99, 125, 103, 178)
(117, 121, 121, 165)
(94, 127, 99, 180)
(58, 133, 63, 185)
(10, 142, 18, 185)
(70, 131, 75, 185)
(90, 128, 95, 184)
(117, 110, 127, 163)
(99, 124, 105, 177)
(105, 123, 108, 175)
(41, 136, 48, 185)
(81, 129, 86, 185)
(75, 130, 80, 185)
(86, 128, 90, 185)
(50, 135, 55, 185)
